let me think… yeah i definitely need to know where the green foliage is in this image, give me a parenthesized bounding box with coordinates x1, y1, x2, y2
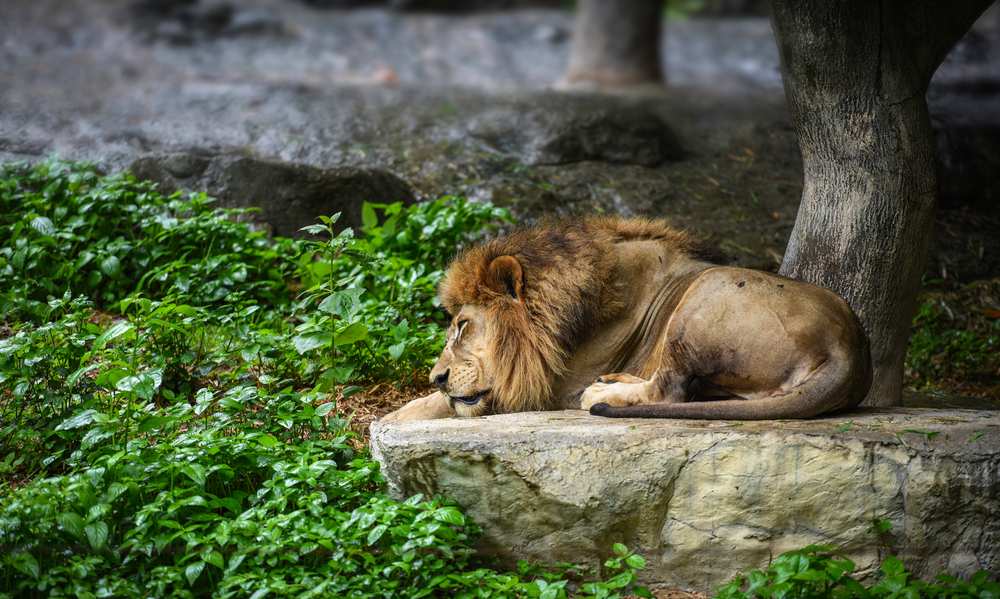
(905, 293, 1000, 391)
(714, 545, 998, 599)
(1, 386, 487, 598)
(0, 161, 508, 476)
(0, 161, 647, 598)
(291, 199, 510, 385)
(0, 161, 298, 321)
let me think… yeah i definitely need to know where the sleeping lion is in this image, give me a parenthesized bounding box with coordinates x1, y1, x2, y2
(382, 217, 871, 422)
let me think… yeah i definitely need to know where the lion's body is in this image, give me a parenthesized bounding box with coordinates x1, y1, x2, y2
(382, 217, 871, 422)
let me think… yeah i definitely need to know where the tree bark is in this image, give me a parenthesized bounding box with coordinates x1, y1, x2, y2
(562, 0, 663, 88)
(770, 0, 993, 406)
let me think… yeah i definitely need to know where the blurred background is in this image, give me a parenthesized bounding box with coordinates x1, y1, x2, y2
(2, 0, 998, 396)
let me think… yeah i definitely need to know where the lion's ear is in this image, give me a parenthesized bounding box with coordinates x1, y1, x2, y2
(486, 255, 524, 302)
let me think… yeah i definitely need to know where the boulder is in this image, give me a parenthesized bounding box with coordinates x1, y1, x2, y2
(128, 0, 289, 44)
(371, 408, 1000, 592)
(130, 153, 415, 236)
(468, 99, 684, 167)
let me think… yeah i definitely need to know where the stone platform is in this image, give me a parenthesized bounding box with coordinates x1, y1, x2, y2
(370, 408, 1000, 591)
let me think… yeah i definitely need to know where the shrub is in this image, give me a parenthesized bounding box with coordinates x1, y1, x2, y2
(1, 161, 649, 599)
(714, 544, 998, 599)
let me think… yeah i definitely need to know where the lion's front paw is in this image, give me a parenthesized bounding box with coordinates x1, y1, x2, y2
(580, 379, 650, 411)
(379, 391, 454, 422)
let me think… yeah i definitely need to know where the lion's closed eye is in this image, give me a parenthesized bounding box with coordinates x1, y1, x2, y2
(454, 319, 469, 341)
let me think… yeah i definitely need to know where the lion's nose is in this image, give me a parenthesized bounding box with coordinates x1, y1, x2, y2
(433, 369, 450, 390)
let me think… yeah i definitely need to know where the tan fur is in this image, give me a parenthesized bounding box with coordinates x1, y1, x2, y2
(382, 217, 872, 422)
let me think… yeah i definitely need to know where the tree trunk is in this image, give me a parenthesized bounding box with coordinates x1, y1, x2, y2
(562, 0, 663, 88)
(770, 0, 993, 406)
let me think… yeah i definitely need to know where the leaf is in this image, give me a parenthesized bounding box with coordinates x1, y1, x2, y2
(388, 341, 406, 360)
(603, 571, 633, 589)
(257, 434, 280, 449)
(881, 555, 906, 578)
(11, 553, 40, 579)
(292, 332, 333, 355)
(87, 503, 111, 524)
(30, 215, 55, 236)
(433, 507, 465, 526)
(94, 321, 133, 349)
(138, 415, 171, 433)
(67, 363, 101, 388)
(185, 561, 205, 586)
(205, 551, 225, 570)
(362, 202, 378, 230)
(341, 385, 363, 398)
(335, 322, 368, 346)
(612, 542, 629, 557)
(539, 584, 560, 599)
(100, 255, 121, 277)
(382, 213, 399, 236)
(320, 366, 354, 386)
(181, 463, 207, 487)
(316, 402, 336, 417)
(299, 223, 327, 235)
(116, 371, 162, 400)
(84, 521, 109, 550)
(367, 524, 388, 545)
(56, 409, 100, 431)
(792, 569, 828, 582)
(318, 288, 365, 319)
(870, 518, 892, 535)
(625, 553, 647, 570)
(58, 512, 86, 540)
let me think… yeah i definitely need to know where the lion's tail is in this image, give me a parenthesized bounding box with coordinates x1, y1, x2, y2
(590, 344, 872, 420)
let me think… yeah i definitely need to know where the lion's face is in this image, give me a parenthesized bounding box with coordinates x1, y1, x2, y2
(429, 304, 496, 417)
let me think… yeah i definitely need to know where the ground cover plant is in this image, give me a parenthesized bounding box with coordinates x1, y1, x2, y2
(715, 544, 999, 599)
(905, 280, 1000, 398)
(0, 160, 651, 598)
(0, 161, 996, 598)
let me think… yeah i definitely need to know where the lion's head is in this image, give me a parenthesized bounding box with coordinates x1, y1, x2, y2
(430, 226, 607, 416)
(428, 218, 706, 416)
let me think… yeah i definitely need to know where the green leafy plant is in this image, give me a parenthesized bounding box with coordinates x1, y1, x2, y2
(0, 161, 300, 322)
(714, 545, 998, 599)
(905, 291, 1000, 393)
(294, 213, 371, 388)
(1, 161, 653, 598)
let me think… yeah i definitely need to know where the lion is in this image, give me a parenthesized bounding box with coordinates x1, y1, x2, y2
(381, 216, 871, 422)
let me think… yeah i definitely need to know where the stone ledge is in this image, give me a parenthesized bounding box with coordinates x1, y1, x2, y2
(370, 408, 1000, 592)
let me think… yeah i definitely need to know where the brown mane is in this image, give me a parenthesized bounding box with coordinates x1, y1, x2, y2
(438, 217, 710, 413)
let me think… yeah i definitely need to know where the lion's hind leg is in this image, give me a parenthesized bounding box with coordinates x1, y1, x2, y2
(579, 367, 690, 411)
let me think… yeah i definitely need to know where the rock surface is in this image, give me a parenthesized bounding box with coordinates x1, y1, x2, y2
(129, 153, 414, 235)
(371, 408, 1000, 591)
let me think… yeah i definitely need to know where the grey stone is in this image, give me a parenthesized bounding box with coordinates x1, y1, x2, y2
(530, 107, 684, 167)
(130, 153, 414, 236)
(468, 99, 684, 167)
(371, 408, 1000, 592)
(223, 8, 287, 36)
